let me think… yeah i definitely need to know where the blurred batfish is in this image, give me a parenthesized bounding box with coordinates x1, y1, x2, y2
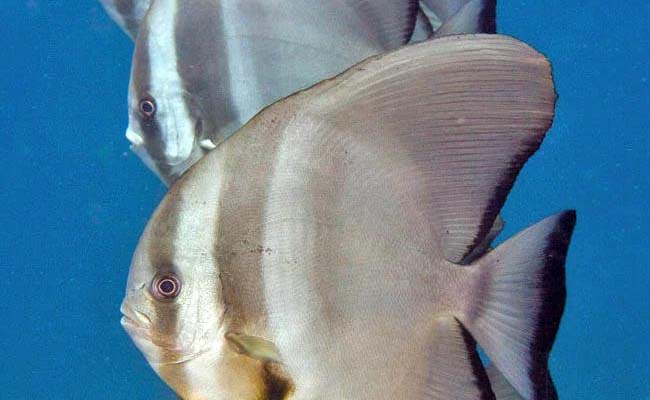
(120, 35, 573, 400)
(121, 0, 497, 185)
(100, 0, 497, 43)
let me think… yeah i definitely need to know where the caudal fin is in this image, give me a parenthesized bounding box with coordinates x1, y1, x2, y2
(409, 8, 435, 43)
(424, 0, 497, 37)
(463, 211, 575, 400)
(486, 363, 558, 400)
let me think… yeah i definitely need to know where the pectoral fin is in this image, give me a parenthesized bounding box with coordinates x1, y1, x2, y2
(199, 138, 217, 151)
(226, 333, 282, 363)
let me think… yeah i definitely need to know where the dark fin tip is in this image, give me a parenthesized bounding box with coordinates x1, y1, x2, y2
(458, 319, 497, 400)
(262, 362, 295, 400)
(530, 209, 576, 400)
(480, 0, 498, 34)
(405, 0, 424, 40)
(465, 137, 546, 262)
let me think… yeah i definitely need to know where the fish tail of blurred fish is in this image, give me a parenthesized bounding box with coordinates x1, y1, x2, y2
(416, 0, 497, 40)
(452, 211, 575, 400)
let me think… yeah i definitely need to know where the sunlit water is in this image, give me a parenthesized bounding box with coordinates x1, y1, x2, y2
(1, 1, 648, 398)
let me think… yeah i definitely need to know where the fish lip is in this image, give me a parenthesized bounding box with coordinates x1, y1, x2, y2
(120, 302, 153, 341)
(125, 128, 144, 147)
(128, 137, 205, 186)
(126, 129, 204, 167)
(120, 315, 152, 341)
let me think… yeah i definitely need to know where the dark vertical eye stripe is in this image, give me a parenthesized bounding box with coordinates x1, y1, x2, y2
(145, 180, 189, 392)
(113, 0, 141, 38)
(174, 0, 239, 145)
(262, 362, 295, 400)
(131, 16, 171, 177)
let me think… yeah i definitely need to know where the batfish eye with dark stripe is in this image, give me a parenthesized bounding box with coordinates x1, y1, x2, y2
(152, 274, 181, 300)
(139, 99, 156, 119)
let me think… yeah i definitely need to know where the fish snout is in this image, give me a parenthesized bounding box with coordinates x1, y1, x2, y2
(125, 127, 144, 147)
(125, 125, 207, 185)
(120, 299, 153, 337)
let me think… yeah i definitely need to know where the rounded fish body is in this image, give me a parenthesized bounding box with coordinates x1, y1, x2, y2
(121, 36, 573, 400)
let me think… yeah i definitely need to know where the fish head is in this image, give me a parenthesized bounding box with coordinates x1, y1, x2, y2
(120, 170, 282, 398)
(120, 177, 226, 366)
(124, 2, 215, 186)
(120, 240, 224, 369)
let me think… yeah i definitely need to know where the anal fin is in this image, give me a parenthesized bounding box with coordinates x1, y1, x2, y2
(420, 316, 495, 400)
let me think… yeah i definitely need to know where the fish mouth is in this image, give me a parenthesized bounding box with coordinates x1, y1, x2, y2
(121, 315, 153, 342)
(125, 127, 204, 166)
(127, 134, 206, 186)
(120, 303, 153, 342)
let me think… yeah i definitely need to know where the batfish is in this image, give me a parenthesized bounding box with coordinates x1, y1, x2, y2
(124, 0, 497, 185)
(120, 34, 573, 400)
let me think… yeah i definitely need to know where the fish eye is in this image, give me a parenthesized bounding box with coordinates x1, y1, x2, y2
(139, 98, 156, 118)
(151, 273, 181, 300)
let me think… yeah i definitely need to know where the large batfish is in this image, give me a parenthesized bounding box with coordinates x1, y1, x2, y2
(122, 0, 498, 185)
(120, 35, 573, 400)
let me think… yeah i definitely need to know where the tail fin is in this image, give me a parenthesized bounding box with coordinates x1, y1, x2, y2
(427, 0, 497, 37)
(409, 8, 434, 43)
(463, 211, 576, 400)
(486, 363, 557, 400)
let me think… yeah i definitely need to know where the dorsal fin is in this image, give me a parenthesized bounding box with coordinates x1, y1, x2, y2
(262, 34, 556, 263)
(420, 317, 495, 399)
(99, 0, 151, 40)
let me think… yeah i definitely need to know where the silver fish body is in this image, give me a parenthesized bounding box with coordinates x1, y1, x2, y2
(123, 0, 498, 185)
(121, 35, 573, 400)
(125, 0, 419, 185)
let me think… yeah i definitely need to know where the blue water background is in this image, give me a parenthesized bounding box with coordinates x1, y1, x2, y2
(1, 1, 648, 398)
